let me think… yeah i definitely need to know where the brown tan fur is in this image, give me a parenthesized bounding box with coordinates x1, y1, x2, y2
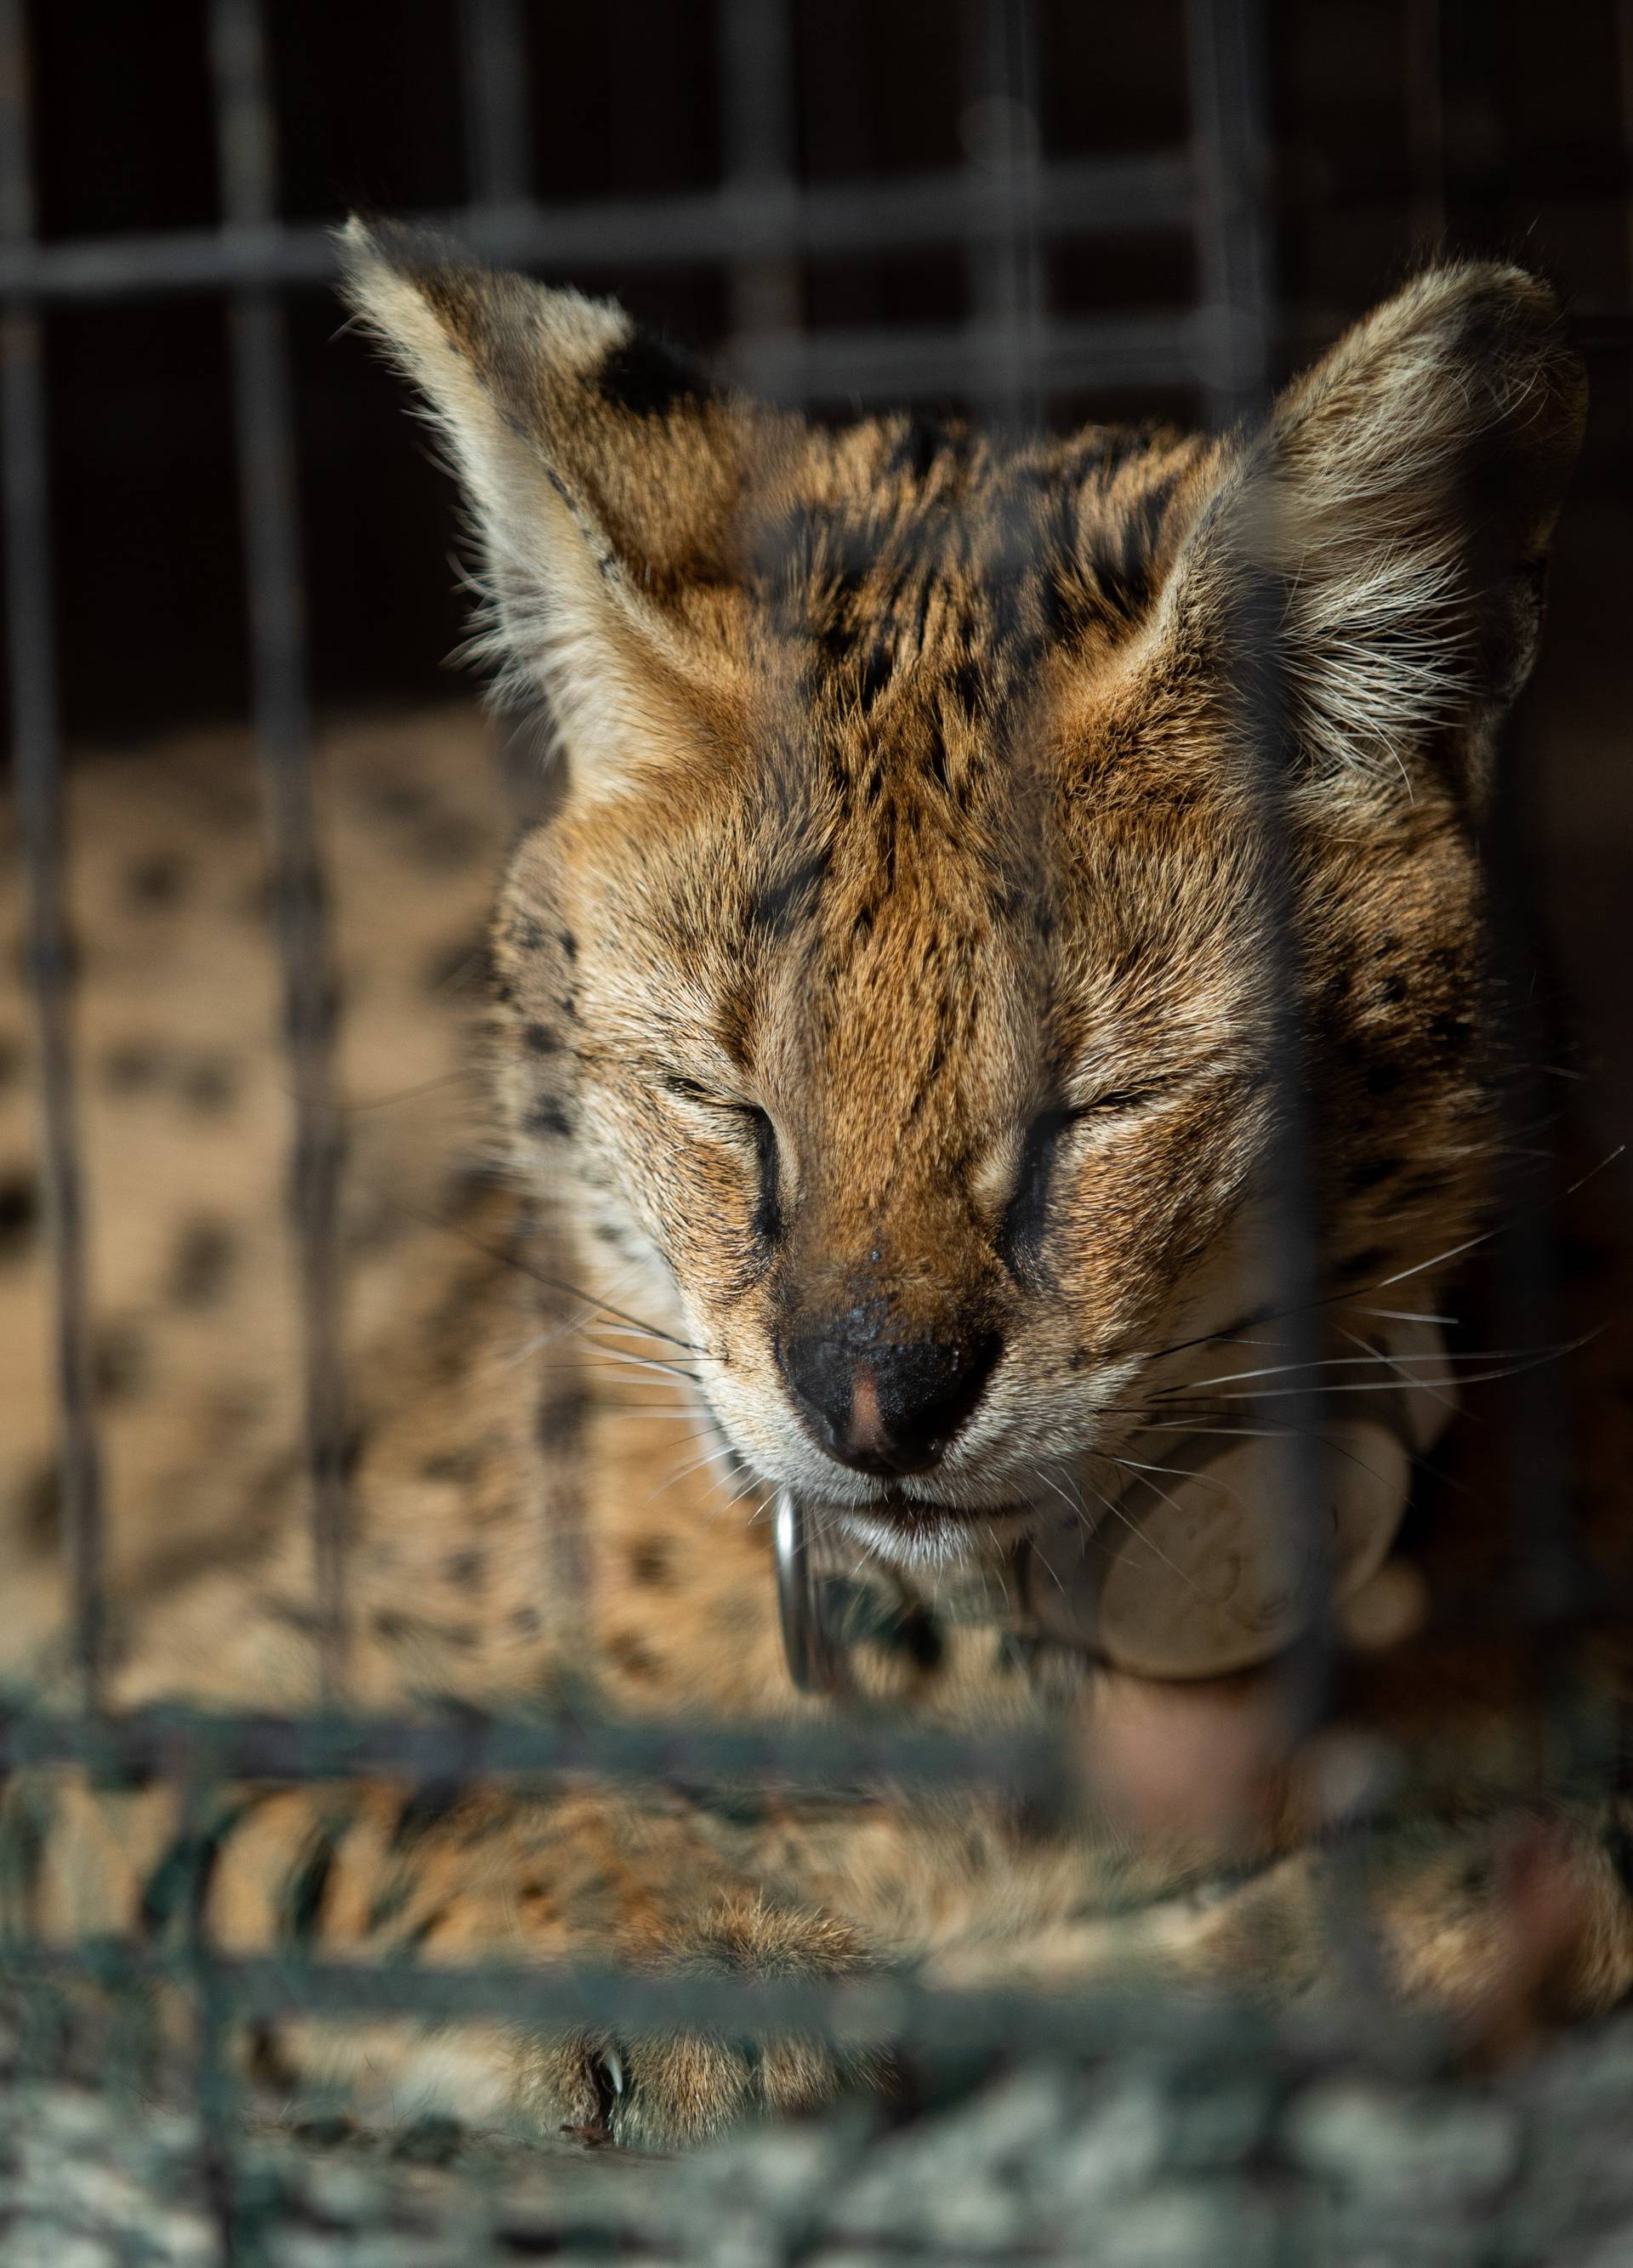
(5, 230, 1633, 2148)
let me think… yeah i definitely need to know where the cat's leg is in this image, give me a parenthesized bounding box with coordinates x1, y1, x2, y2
(922, 1799, 1633, 2035)
(2, 1770, 883, 2147)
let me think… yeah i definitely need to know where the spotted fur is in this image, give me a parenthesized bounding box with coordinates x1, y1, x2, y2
(5, 234, 1632, 2149)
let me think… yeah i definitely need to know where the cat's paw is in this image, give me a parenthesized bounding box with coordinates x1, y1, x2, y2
(531, 1894, 886, 2149)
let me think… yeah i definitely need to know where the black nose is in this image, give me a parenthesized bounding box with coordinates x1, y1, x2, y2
(778, 1322, 1002, 1477)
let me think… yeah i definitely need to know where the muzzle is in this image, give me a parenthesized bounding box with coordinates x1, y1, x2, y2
(773, 1322, 1455, 1696)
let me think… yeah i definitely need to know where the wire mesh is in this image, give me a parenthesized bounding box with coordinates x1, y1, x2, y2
(0, 0, 104, 1709)
(1, 0, 1625, 2258)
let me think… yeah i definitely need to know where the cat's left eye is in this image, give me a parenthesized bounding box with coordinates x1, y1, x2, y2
(1076, 1083, 1165, 1117)
(656, 1071, 773, 1140)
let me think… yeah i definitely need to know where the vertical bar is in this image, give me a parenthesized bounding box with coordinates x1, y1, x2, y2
(718, 0, 801, 348)
(1484, 737, 1579, 1649)
(208, 0, 350, 1696)
(0, 0, 105, 1702)
(181, 1762, 245, 2266)
(1186, 0, 1272, 423)
(1186, 0, 1332, 1737)
(458, 0, 538, 814)
(1404, 0, 1446, 245)
(460, 0, 532, 212)
(1617, 2, 1633, 423)
(961, 0, 1045, 428)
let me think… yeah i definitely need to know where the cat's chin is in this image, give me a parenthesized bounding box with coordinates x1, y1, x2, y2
(828, 1494, 1042, 1570)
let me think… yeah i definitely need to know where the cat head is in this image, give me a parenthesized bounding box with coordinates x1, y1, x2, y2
(346, 223, 1583, 1559)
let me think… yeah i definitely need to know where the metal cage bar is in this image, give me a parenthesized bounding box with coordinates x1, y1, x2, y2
(0, 151, 1194, 297)
(1186, 0, 1335, 1751)
(14, 0, 1605, 2226)
(461, 0, 532, 215)
(0, 0, 105, 1704)
(209, 0, 352, 1697)
(960, 0, 1047, 426)
(719, 0, 801, 349)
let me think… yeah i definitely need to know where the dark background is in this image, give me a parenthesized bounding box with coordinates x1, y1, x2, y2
(14, 0, 1633, 1136)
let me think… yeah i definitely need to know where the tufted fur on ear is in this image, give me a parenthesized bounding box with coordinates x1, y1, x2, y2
(339, 218, 771, 793)
(1164, 262, 1586, 801)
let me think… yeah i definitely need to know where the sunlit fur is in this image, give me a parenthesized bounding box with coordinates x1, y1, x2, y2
(5, 245, 1623, 2155)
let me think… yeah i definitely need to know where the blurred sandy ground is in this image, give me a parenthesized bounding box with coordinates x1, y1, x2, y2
(0, 702, 503, 1656)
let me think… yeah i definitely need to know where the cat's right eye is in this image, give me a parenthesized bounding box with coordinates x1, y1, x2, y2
(657, 1073, 783, 1244)
(658, 1071, 726, 1108)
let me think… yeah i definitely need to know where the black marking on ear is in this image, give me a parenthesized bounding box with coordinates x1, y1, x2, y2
(598, 332, 709, 418)
(542, 463, 579, 516)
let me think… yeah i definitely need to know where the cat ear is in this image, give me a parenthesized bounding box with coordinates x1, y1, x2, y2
(1164, 263, 1585, 800)
(339, 219, 756, 793)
